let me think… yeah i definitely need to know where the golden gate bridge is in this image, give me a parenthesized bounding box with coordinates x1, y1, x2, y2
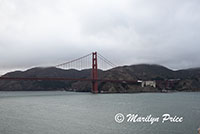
(0, 52, 138, 93)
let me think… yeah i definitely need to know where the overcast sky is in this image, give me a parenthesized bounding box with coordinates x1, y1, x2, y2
(0, 0, 200, 74)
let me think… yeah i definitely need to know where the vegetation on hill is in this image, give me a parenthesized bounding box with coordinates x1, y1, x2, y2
(0, 64, 200, 92)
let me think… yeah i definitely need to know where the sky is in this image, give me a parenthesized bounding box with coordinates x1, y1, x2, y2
(0, 0, 200, 75)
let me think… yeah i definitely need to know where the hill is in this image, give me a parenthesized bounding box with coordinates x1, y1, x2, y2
(0, 64, 200, 92)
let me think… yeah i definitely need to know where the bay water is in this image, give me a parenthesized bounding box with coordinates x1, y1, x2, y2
(0, 91, 200, 134)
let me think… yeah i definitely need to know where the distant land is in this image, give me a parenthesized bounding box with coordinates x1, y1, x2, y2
(0, 64, 200, 93)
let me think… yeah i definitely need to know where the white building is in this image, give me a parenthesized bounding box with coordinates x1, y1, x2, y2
(141, 81, 156, 88)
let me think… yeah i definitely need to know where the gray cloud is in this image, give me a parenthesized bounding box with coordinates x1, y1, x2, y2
(0, 0, 200, 74)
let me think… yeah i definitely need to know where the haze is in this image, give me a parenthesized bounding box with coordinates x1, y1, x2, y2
(0, 0, 200, 75)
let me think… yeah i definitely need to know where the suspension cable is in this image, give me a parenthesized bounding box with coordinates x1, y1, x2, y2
(56, 53, 92, 67)
(98, 53, 117, 68)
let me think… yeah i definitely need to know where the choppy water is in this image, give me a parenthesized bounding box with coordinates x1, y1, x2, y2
(0, 91, 200, 134)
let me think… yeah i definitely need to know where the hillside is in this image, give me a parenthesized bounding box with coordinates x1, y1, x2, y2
(0, 67, 96, 92)
(0, 64, 200, 92)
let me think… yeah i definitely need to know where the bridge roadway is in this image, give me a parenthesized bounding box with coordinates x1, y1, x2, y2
(0, 77, 138, 84)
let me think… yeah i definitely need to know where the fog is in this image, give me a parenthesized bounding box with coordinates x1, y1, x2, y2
(0, 0, 200, 74)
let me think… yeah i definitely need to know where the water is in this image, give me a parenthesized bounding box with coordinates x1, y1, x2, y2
(0, 91, 200, 134)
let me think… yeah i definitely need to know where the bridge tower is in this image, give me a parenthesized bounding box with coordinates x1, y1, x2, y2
(92, 52, 98, 93)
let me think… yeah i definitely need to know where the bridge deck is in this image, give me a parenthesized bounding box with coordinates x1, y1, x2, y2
(0, 77, 138, 84)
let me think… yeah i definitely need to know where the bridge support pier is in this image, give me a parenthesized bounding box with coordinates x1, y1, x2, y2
(92, 52, 98, 93)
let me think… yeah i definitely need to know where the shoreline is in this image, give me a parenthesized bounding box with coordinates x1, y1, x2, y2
(0, 90, 200, 94)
